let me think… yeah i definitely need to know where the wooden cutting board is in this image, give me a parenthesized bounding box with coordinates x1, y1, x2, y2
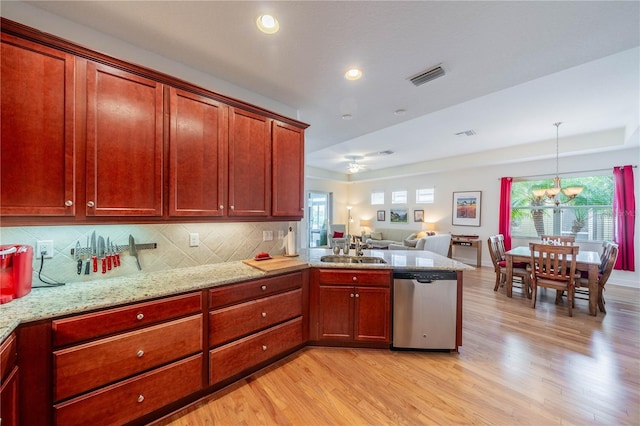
(242, 255, 308, 273)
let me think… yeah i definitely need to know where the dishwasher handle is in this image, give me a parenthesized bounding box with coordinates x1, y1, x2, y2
(415, 278, 433, 284)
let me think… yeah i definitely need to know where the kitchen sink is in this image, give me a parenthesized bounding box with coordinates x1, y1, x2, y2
(320, 255, 387, 264)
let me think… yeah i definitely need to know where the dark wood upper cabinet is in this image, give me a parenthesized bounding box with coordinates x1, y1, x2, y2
(0, 33, 76, 216)
(169, 88, 228, 216)
(272, 121, 305, 218)
(0, 18, 308, 224)
(228, 108, 271, 217)
(85, 62, 164, 216)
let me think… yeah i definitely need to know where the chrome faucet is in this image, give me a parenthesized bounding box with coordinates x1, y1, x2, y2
(354, 239, 364, 256)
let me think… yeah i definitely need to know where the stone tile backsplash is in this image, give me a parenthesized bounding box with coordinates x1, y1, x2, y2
(0, 222, 293, 285)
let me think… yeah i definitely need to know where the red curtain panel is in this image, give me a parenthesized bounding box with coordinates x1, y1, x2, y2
(613, 165, 636, 271)
(499, 177, 512, 251)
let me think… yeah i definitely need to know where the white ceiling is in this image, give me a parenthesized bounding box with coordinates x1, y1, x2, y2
(23, 1, 640, 177)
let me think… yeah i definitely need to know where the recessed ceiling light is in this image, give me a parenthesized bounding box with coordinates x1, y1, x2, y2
(342, 114, 353, 120)
(344, 68, 362, 81)
(394, 109, 406, 116)
(256, 14, 279, 34)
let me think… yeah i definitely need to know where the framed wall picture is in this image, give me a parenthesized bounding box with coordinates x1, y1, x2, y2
(377, 210, 385, 221)
(452, 191, 481, 226)
(390, 208, 408, 223)
(414, 209, 424, 222)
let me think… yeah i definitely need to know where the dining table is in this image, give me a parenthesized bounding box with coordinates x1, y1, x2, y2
(505, 246, 602, 316)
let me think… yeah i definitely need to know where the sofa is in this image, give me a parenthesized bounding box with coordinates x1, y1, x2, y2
(388, 233, 452, 257)
(363, 229, 435, 249)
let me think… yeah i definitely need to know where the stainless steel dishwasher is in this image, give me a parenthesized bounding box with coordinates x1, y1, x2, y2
(392, 270, 458, 350)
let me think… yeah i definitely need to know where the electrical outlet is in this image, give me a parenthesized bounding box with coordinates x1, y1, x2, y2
(263, 230, 273, 241)
(36, 240, 54, 259)
(189, 233, 199, 247)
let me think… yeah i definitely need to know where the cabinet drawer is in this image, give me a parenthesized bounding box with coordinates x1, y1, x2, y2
(54, 354, 202, 426)
(54, 314, 202, 401)
(209, 288, 302, 347)
(0, 333, 17, 382)
(53, 292, 202, 347)
(317, 269, 391, 287)
(209, 272, 302, 308)
(209, 317, 302, 385)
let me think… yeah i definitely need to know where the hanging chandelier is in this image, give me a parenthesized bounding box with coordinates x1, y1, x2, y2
(532, 122, 583, 206)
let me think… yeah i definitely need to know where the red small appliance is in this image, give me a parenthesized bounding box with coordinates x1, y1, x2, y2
(0, 244, 34, 304)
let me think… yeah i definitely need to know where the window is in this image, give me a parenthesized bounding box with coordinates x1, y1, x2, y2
(371, 191, 385, 205)
(510, 175, 614, 242)
(416, 188, 435, 204)
(391, 190, 407, 204)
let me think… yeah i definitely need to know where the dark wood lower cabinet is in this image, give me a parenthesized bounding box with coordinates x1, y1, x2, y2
(54, 355, 202, 426)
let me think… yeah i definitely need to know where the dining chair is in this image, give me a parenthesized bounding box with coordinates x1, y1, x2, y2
(488, 235, 530, 297)
(540, 235, 576, 245)
(575, 242, 618, 313)
(529, 242, 580, 316)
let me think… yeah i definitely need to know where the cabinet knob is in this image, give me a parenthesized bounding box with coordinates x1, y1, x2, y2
(136, 313, 144, 321)
(87, 201, 95, 208)
(352, 276, 357, 281)
(350, 293, 354, 298)
(261, 285, 267, 291)
(262, 345, 267, 351)
(355, 293, 360, 298)
(219, 205, 224, 209)
(65, 200, 73, 207)
(137, 350, 144, 358)
(137, 394, 145, 403)
(261, 312, 267, 318)
(231, 205, 235, 210)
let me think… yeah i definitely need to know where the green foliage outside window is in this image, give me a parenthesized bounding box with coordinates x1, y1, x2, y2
(511, 175, 614, 241)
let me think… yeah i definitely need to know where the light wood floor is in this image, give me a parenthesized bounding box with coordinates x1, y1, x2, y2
(156, 266, 640, 425)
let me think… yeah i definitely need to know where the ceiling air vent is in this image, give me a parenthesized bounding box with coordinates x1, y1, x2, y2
(409, 65, 445, 87)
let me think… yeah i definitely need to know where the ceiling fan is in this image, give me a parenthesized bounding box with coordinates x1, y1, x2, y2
(345, 150, 394, 174)
(346, 156, 367, 174)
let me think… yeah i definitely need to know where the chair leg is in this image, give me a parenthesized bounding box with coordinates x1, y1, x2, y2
(567, 287, 573, 317)
(598, 287, 607, 313)
(494, 272, 501, 291)
(525, 275, 532, 299)
(530, 283, 537, 308)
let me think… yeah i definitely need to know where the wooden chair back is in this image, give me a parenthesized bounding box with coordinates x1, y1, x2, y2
(487, 234, 506, 269)
(530, 243, 579, 281)
(541, 235, 576, 245)
(599, 243, 618, 288)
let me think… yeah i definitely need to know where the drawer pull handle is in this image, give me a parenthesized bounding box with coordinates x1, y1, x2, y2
(262, 345, 267, 351)
(136, 313, 144, 321)
(261, 285, 267, 291)
(137, 394, 144, 403)
(137, 350, 144, 358)
(261, 312, 267, 318)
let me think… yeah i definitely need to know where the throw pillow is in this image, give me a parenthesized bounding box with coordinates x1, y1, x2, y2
(416, 231, 427, 239)
(371, 232, 383, 240)
(404, 238, 418, 247)
(332, 231, 344, 238)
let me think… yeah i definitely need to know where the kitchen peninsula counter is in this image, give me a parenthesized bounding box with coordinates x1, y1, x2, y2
(0, 249, 472, 343)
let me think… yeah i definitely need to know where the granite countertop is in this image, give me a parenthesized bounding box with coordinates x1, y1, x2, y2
(0, 248, 472, 343)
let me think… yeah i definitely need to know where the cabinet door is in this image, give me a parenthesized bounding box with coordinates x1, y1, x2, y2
(0, 33, 76, 216)
(85, 61, 163, 216)
(169, 88, 227, 216)
(0, 366, 18, 426)
(318, 286, 354, 340)
(354, 287, 390, 342)
(272, 121, 304, 218)
(228, 108, 270, 217)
